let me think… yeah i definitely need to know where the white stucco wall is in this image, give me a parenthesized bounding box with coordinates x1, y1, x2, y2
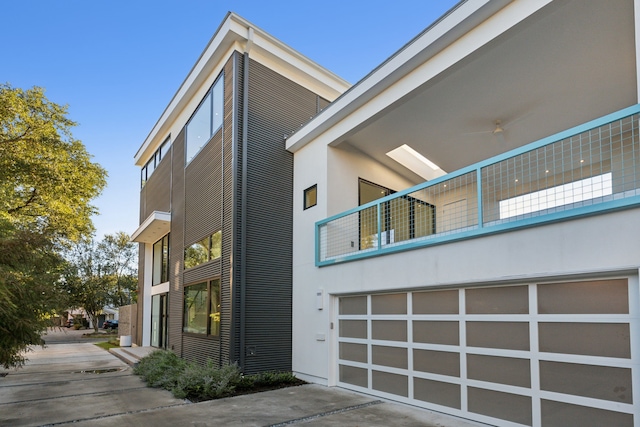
(292, 202, 640, 384)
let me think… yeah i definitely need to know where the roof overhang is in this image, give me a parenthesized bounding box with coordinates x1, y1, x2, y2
(285, 0, 637, 183)
(134, 12, 350, 167)
(131, 211, 171, 243)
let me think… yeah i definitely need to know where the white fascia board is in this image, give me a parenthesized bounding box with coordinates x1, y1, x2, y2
(134, 13, 350, 167)
(131, 211, 171, 243)
(285, 0, 553, 153)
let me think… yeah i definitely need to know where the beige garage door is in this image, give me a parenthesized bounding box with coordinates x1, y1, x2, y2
(337, 278, 638, 427)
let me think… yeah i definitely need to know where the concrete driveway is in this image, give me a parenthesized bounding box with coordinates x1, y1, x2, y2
(0, 331, 481, 427)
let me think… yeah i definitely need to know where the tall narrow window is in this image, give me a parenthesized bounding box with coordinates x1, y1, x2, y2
(152, 234, 170, 285)
(185, 75, 224, 164)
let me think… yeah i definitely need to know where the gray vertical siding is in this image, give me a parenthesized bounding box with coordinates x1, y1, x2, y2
(168, 128, 185, 356)
(240, 58, 319, 374)
(223, 53, 240, 365)
(181, 54, 237, 365)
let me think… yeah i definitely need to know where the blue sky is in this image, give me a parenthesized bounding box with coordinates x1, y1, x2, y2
(2, 0, 458, 239)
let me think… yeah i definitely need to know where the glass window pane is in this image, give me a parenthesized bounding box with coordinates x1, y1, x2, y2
(212, 77, 223, 133)
(152, 239, 162, 286)
(161, 235, 169, 282)
(183, 282, 208, 334)
(186, 92, 212, 164)
(184, 237, 210, 269)
(211, 230, 221, 260)
(371, 293, 406, 315)
(466, 286, 529, 314)
(538, 279, 628, 314)
(304, 185, 317, 209)
(339, 296, 367, 315)
(413, 290, 458, 314)
(209, 279, 220, 336)
(414, 378, 460, 409)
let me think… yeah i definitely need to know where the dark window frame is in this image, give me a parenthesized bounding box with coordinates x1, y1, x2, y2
(182, 278, 221, 338)
(185, 73, 224, 165)
(303, 184, 318, 210)
(152, 234, 170, 285)
(184, 230, 222, 270)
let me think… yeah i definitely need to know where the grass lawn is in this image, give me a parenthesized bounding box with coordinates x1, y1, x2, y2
(94, 341, 120, 350)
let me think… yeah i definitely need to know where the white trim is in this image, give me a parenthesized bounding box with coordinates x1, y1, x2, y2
(151, 281, 169, 296)
(131, 211, 171, 243)
(134, 13, 349, 167)
(141, 243, 153, 347)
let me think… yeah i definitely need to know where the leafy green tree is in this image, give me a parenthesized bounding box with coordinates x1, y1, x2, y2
(62, 232, 137, 332)
(0, 83, 107, 367)
(97, 231, 137, 307)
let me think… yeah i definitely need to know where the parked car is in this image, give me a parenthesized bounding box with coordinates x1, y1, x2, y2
(103, 319, 118, 330)
(65, 318, 74, 328)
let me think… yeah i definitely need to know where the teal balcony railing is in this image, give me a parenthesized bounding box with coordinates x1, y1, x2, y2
(316, 105, 640, 266)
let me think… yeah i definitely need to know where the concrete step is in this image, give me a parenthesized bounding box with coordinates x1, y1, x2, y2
(109, 346, 157, 367)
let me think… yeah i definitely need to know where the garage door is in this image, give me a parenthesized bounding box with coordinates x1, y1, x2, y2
(337, 278, 638, 427)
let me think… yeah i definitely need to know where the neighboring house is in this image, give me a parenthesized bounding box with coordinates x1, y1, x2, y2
(287, 1, 640, 426)
(131, 13, 348, 373)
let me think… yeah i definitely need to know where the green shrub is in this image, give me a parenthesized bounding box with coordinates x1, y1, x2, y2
(133, 350, 304, 401)
(236, 371, 300, 391)
(172, 361, 242, 400)
(133, 350, 188, 389)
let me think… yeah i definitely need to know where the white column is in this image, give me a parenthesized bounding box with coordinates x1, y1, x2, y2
(141, 243, 153, 347)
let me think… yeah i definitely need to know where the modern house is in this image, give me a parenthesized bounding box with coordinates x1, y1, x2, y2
(131, 13, 348, 373)
(287, 0, 640, 426)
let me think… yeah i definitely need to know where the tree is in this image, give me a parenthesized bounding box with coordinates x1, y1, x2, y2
(62, 232, 137, 332)
(97, 232, 137, 307)
(0, 84, 107, 367)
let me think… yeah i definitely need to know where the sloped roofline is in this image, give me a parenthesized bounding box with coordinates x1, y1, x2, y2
(134, 12, 350, 165)
(284, 0, 519, 152)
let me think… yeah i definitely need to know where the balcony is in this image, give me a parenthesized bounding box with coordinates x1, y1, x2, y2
(316, 105, 640, 266)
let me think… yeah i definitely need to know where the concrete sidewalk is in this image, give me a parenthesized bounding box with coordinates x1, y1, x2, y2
(0, 341, 482, 427)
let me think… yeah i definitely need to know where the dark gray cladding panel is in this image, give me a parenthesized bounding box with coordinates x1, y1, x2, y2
(184, 129, 223, 246)
(183, 335, 221, 366)
(183, 259, 221, 285)
(142, 150, 172, 219)
(168, 128, 186, 357)
(241, 58, 319, 374)
(222, 53, 240, 365)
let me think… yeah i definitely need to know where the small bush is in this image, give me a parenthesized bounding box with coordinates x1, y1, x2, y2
(172, 361, 242, 400)
(133, 350, 188, 389)
(134, 350, 304, 401)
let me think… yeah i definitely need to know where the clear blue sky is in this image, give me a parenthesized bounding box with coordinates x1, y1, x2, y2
(2, 0, 458, 239)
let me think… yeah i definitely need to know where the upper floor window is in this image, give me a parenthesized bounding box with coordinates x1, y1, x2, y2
(184, 230, 222, 269)
(304, 184, 317, 210)
(186, 74, 224, 165)
(152, 234, 170, 285)
(141, 136, 171, 188)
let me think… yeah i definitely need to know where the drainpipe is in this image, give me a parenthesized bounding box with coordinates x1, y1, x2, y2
(239, 27, 253, 371)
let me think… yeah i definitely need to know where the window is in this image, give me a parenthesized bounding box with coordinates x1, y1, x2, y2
(358, 178, 435, 249)
(152, 234, 169, 285)
(499, 173, 613, 219)
(186, 75, 224, 164)
(184, 230, 221, 269)
(141, 136, 172, 188)
(183, 279, 220, 336)
(304, 184, 317, 209)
